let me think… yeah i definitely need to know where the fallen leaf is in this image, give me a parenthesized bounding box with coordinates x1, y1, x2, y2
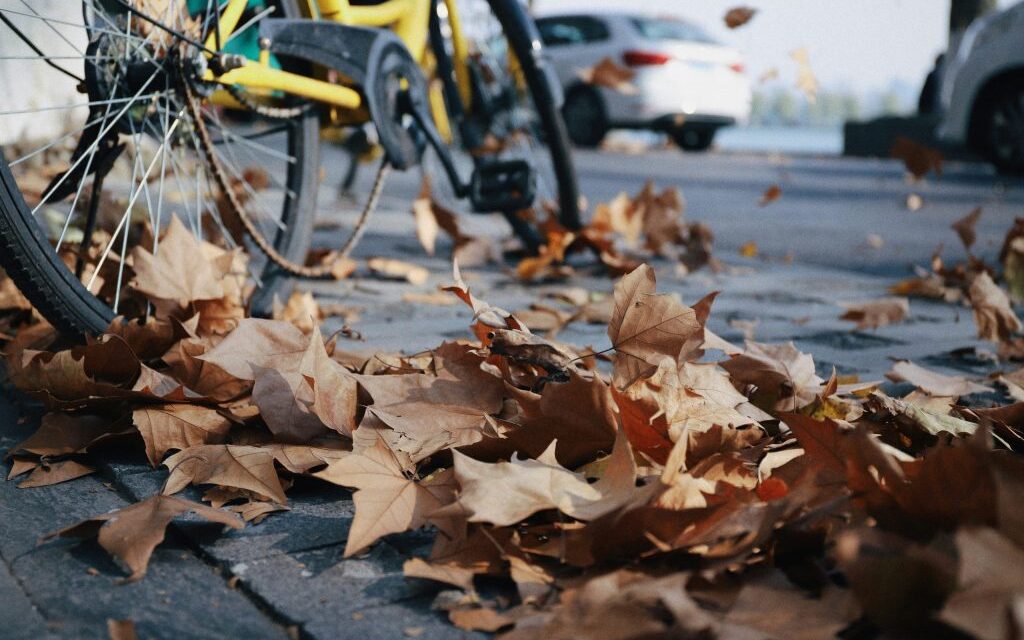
(721, 340, 824, 412)
(579, 57, 637, 95)
(724, 7, 757, 29)
(759, 184, 782, 206)
(133, 405, 231, 466)
(315, 438, 456, 556)
(107, 619, 137, 640)
(968, 271, 1022, 342)
(608, 264, 715, 389)
(367, 257, 429, 285)
(952, 207, 983, 252)
(839, 297, 910, 330)
(452, 429, 635, 526)
(739, 241, 758, 258)
(18, 459, 95, 488)
(42, 495, 241, 582)
(886, 360, 991, 397)
(940, 527, 1024, 640)
(890, 136, 943, 180)
(163, 445, 289, 504)
(790, 48, 818, 103)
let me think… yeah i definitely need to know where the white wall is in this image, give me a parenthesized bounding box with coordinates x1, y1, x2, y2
(0, 1, 89, 145)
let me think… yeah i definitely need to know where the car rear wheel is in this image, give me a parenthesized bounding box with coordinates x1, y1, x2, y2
(977, 79, 1024, 176)
(562, 88, 607, 148)
(671, 126, 716, 152)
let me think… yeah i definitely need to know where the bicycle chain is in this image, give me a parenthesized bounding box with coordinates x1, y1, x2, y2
(224, 83, 313, 120)
(182, 71, 390, 279)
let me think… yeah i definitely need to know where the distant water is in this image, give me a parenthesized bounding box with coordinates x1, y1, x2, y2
(715, 125, 843, 156)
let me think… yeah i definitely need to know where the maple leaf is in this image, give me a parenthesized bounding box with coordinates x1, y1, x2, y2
(890, 136, 943, 180)
(499, 370, 617, 468)
(968, 271, 1022, 342)
(720, 340, 824, 412)
(9, 412, 130, 458)
(940, 527, 1024, 640)
(42, 494, 241, 582)
(578, 57, 637, 95)
(451, 428, 635, 526)
(886, 360, 991, 398)
(615, 358, 759, 465)
(18, 459, 96, 488)
(839, 297, 910, 330)
(608, 264, 716, 389)
(314, 438, 457, 556)
(200, 319, 357, 440)
(129, 216, 229, 310)
(133, 404, 232, 466)
(724, 7, 757, 29)
(163, 444, 289, 504)
(952, 207, 983, 252)
(759, 184, 782, 206)
(355, 342, 504, 461)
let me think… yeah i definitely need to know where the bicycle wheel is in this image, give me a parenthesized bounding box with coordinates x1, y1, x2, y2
(0, 0, 318, 339)
(426, 0, 580, 247)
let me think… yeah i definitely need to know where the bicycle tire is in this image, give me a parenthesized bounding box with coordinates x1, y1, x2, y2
(0, 0, 319, 340)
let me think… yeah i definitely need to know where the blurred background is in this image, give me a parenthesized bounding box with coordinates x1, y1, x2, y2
(531, 0, 1024, 170)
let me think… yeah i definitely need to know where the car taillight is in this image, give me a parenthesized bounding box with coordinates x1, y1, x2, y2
(622, 50, 671, 67)
(729, 62, 746, 74)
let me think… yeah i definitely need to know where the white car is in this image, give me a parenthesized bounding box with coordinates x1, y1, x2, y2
(938, 1, 1024, 174)
(535, 12, 752, 151)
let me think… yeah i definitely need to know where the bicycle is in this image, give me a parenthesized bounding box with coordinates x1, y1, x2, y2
(0, 0, 580, 339)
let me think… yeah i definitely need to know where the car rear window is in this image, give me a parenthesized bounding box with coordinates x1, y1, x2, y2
(630, 17, 717, 44)
(537, 16, 611, 47)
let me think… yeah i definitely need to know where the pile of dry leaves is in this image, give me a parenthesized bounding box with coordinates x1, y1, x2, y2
(2, 217, 1024, 640)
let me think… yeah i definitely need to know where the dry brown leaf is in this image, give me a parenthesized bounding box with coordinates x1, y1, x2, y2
(724, 7, 757, 29)
(839, 297, 910, 330)
(106, 619, 137, 640)
(940, 527, 1024, 640)
(403, 557, 476, 592)
(272, 291, 322, 334)
(133, 404, 232, 466)
(791, 48, 819, 103)
(890, 136, 943, 180)
(412, 176, 440, 255)
(608, 264, 715, 389)
(314, 438, 457, 556)
(759, 184, 782, 206)
(367, 257, 429, 285)
(42, 495, 241, 582)
(968, 271, 1022, 342)
(721, 340, 824, 412)
(355, 342, 503, 461)
(130, 216, 229, 311)
(453, 428, 635, 526)
(18, 459, 96, 488)
(578, 57, 637, 94)
(886, 360, 991, 397)
(163, 444, 289, 504)
(952, 207, 983, 252)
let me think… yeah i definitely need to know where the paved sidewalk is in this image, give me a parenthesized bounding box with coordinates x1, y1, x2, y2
(2, 149, 1017, 638)
(0, 247, 999, 639)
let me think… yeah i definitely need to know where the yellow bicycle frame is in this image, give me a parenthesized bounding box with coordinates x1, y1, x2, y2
(203, 0, 472, 119)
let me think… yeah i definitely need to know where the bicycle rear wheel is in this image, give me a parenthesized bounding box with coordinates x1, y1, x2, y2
(0, 0, 318, 339)
(426, 0, 581, 247)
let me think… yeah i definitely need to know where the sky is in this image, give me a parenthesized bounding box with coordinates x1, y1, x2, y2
(532, 0, 1019, 96)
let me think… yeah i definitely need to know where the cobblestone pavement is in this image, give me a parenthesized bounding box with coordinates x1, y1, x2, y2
(1, 150, 1021, 638)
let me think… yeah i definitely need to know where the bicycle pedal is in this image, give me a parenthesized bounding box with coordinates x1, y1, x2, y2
(469, 160, 536, 213)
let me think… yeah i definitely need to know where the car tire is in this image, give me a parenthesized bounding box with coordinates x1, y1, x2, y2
(671, 127, 716, 152)
(976, 78, 1024, 176)
(562, 87, 607, 148)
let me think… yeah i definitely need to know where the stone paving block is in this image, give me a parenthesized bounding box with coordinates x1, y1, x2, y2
(0, 559, 51, 640)
(0, 452, 290, 640)
(115, 472, 356, 563)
